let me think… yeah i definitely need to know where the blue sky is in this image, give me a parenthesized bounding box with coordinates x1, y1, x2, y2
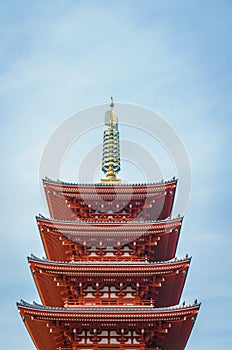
(1, 1, 232, 349)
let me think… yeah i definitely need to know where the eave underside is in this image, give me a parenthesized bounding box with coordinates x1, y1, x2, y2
(38, 219, 181, 262)
(29, 257, 190, 308)
(43, 180, 177, 222)
(18, 301, 200, 350)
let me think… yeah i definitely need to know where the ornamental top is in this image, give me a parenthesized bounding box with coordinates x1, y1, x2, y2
(101, 98, 121, 183)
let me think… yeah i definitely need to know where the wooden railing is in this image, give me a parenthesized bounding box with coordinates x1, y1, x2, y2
(56, 347, 161, 350)
(64, 299, 154, 308)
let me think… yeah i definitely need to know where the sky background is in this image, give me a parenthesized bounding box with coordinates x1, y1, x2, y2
(1, 0, 232, 349)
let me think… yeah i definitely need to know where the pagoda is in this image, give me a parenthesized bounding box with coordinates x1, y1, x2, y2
(17, 99, 200, 350)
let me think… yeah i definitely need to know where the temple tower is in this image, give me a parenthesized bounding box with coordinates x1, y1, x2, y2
(17, 100, 200, 350)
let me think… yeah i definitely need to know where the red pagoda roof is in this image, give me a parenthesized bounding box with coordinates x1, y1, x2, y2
(37, 216, 182, 262)
(17, 300, 200, 350)
(28, 255, 190, 308)
(43, 178, 177, 222)
(17, 101, 200, 350)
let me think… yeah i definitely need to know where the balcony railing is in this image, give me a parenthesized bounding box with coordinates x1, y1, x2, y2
(56, 347, 161, 350)
(64, 299, 154, 308)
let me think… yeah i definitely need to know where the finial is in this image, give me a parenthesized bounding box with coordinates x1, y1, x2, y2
(109, 96, 114, 108)
(101, 98, 121, 183)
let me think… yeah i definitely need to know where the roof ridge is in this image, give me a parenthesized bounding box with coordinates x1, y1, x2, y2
(17, 299, 201, 311)
(43, 176, 177, 187)
(28, 254, 191, 265)
(36, 214, 184, 224)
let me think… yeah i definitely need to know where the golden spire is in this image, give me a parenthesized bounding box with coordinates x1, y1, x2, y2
(101, 98, 121, 183)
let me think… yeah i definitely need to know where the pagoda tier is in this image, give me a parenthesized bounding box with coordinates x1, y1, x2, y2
(37, 216, 182, 262)
(18, 300, 200, 350)
(43, 178, 177, 222)
(28, 255, 190, 308)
